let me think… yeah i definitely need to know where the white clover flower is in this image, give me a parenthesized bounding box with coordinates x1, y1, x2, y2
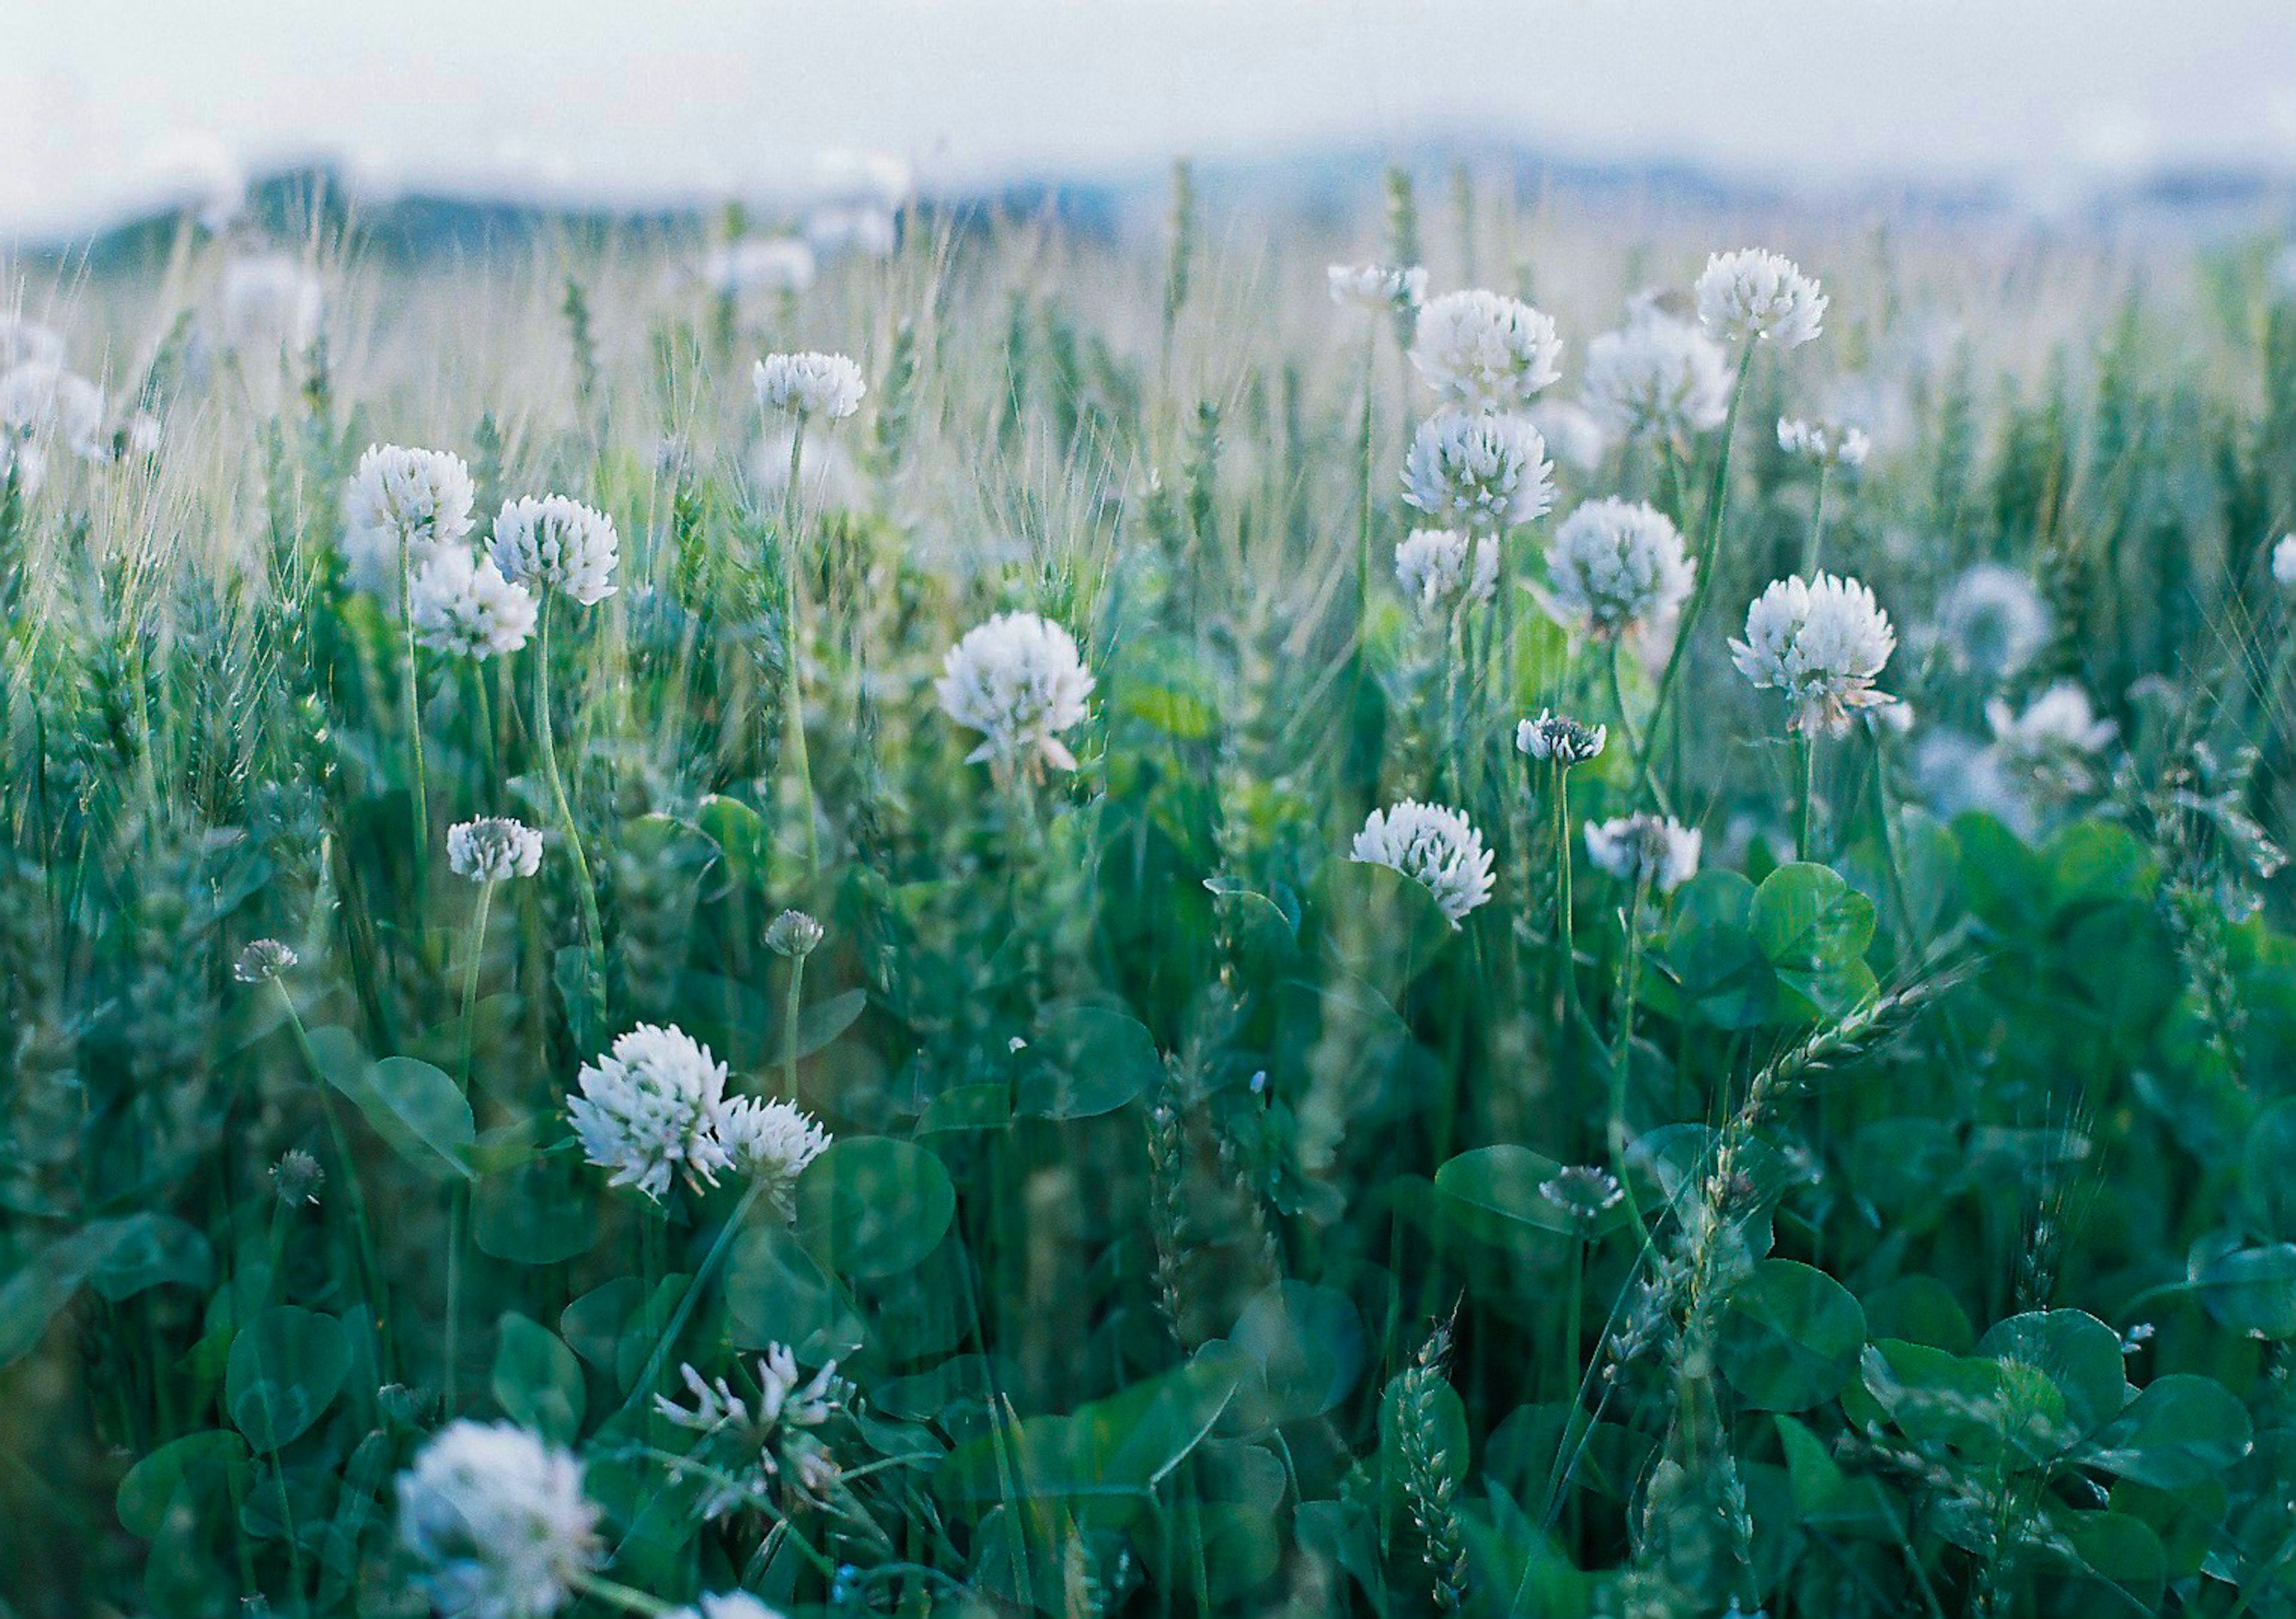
(754, 352, 866, 421)
(221, 253, 324, 353)
(666, 1595, 784, 1619)
(447, 817, 544, 884)
(234, 939, 299, 985)
(396, 1421, 601, 1619)
(489, 495, 619, 606)
(749, 427, 863, 514)
(1987, 682, 2117, 802)
(1393, 527, 1497, 614)
(935, 612, 1095, 780)
(1778, 416, 1871, 469)
(569, 1024, 733, 1201)
(1327, 262, 1428, 316)
(655, 1348, 849, 1520)
(1544, 497, 1694, 639)
(1402, 410, 1555, 530)
(1517, 710, 1607, 767)
(2272, 534, 2296, 588)
(1350, 801, 1495, 927)
(343, 445, 478, 594)
(1583, 814, 1703, 893)
(805, 203, 898, 261)
(0, 314, 65, 371)
(412, 548, 538, 660)
(0, 436, 44, 497)
(0, 361, 107, 459)
(716, 1097, 832, 1213)
(1581, 311, 1730, 441)
(1935, 563, 2048, 682)
(1731, 573, 1898, 735)
(1529, 399, 1609, 472)
(1695, 249, 1827, 349)
(701, 237, 817, 298)
(764, 909, 825, 958)
(1409, 289, 1564, 412)
(1539, 1163, 1626, 1223)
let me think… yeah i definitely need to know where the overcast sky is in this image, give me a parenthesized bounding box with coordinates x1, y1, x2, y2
(3, 0, 2292, 233)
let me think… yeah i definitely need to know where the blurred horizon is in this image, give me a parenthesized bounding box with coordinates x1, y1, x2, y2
(5, 0, 2294, 243)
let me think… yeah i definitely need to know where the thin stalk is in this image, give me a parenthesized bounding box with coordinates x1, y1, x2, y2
(618, 1181, 767, 1422)
(533, 598, 606, 1016)
(1805, 461, 1833, 575)
(399, 531, 429, 891)
(780, 417, 821, 875)
(1635, 344, 1757, 810)
(1795, 731, 1817, 860)
(445, 879, 495, 1412)
(273, 988, 394, 1374)
(1355, 325, 1378, 647)
(781, 948, 808, 1096)
(571, 1571, 675, 1618)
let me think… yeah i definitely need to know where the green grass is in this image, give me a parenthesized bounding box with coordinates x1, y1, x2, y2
(2, 174, 2295, 1618)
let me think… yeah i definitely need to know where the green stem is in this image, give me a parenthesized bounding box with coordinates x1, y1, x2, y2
(781, 417, 820, 876)
(534, 598, 606, 1019)
(571, 1570, 675, 1618)
(1356, 326, 1377, 647)
(273, 989, 395, 1376)
(445, 881, 493, 1413)
(618, 1181, 767, 1423)
(1806, 461, 1833, 575)
(1795, 732, 1817, 861)
(1635, 345, 1756, 811)
(782, 951, 808, 1097)
(400, 531, 430, 893)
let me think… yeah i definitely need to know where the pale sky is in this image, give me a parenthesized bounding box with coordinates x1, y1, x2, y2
(3, 0, 2292, 234)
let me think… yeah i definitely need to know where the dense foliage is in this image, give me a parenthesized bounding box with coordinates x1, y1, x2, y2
(4, 171, 2296, 1618)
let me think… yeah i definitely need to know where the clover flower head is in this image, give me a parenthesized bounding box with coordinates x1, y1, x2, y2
(0, 361, 107, 457)
(569, 1024, 732, 1201)
(234, 939, 298, 984)
(1517, 709, 1608, 766)
(221, 253, 325, 353)
(1937, 563, 2048, 682)
(764, 909, 825, 958)
(1327, 262, 1428, 316)
(412, 548, 538, 660)
(935, 612, 1095, 781)
(0, 314, 65, 371)
(395, 1421, 601, 1619)
(1987, 682, 2117, 804)
(1393, 527, 1497, 613)
(447, 817, 544, 884)
(343, 444, 476, 593)
(1545, 497, 1694, 637)
(1350, 801, 1496, 927)
(2275, 534, 2296, 588)
(1730, 573, 1897, 735)
(1776, 416, 1870, 469)
(655, 1348, 850, 1520)
(270, 1148, 325, 1208)
(1402, 410, 1555, 530)
(702, 237, 817, 298)
(716, 1096, 832, 1213)
(489, 495, 619, 606)
(1695, 248, 1827, 349)
(1583, 814, 1703, 893)
(1409, 289, 1564, 411)
(754, 352, 866, 421)
(1581, 310, 1730, 440)
(1540, 1164, 1625, 1224)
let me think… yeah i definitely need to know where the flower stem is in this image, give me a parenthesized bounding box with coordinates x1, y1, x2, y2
(399, 533, 430, 893)
(781, 417, 820, 876)
(1795, 731, 1817, 860)
(782, 949, 808, 1097)
(445, 879, 494, 1413)
(534, 598, 606, 1022)
(1805, 461, 1832, 575)
(616, 1181, 767, 1424)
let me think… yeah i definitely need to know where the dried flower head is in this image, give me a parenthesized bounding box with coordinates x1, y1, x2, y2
(1540, 1164, 1626, 1225)
(1581, 310, 1731, 441)
(1393, 527, 1497, 614)
(412, 548, 538, 660)
(1517, 710, 1608, 767)
(233, 939, 299, 984)
(1776, 416, 1871, 469)
(270, 1148, 325, 1207)
(935, 612, 1095, 781)
(1695, 248, 1827, 349)
(488, 496, 619, 607)
(754, 352, 866, 421)
(569, 1024, 733, 1202)
(1731, 573, 1898, 735)
(1351, 801, 1496, 927)
(1545, 497, 1694, 638)
(764, 909, 825, 958)
(395, 1421, 601, 1619)
(1327, 262, 1428, 315)
(1402, 411, 1555, 530)
(448, 817, 544, 884)
(1409, 289, 1564, 412)
(716, 1096, 833, 1213)
(1583, 814, 1702, 893)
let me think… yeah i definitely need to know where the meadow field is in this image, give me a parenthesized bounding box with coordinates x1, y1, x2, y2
(2, 168, 2294, 1617)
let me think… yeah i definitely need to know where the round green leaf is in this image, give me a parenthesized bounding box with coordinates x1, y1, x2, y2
(794, 1136, 957, 1278)
(225, 1306, 349, 1451)
(1719, 1259, 1866, 1412)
